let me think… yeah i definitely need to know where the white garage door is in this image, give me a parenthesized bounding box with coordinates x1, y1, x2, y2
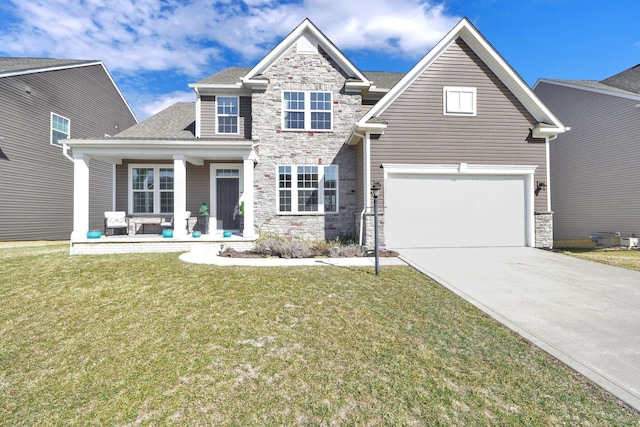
(385, 173, 527, 248)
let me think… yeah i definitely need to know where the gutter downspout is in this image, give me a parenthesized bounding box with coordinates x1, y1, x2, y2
(62, 142, 74, 162)
(353, 129, 370, 247)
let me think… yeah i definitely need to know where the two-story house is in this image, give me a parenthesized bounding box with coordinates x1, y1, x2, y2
(534, 65, 640, 247)
(66, 18, 566, 254)
(0, 58, 137, 241)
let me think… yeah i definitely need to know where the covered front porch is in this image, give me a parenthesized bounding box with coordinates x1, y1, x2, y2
(65, 138, 259, 255)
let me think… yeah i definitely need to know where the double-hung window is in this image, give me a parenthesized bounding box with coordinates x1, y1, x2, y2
(129, 165, 174, 214)
(51, 113, 70, 146)
(283, 91, 332, 131)
(216, 96, 239, 134)
(278, 165, 338, 213)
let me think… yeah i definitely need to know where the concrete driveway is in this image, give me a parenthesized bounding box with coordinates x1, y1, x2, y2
(399, 247, 640, 412)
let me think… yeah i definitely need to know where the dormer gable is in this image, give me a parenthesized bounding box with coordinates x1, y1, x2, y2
(242, 18, 371, 91)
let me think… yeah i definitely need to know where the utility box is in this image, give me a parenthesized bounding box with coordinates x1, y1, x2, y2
(590, 232, 620, 247)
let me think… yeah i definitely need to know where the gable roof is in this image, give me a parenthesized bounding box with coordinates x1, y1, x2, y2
(242, 18, 370, 86)
(190, 19, 375, 94)
(357, 18, 566, 137)
(535, 63, 640, 102)
(0, 57, 138, 123)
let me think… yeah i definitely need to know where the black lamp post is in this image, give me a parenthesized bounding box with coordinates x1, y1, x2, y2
(371, 181, 381, 276)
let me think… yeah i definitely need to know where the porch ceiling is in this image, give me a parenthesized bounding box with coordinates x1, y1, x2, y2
(65, 138, 255, 164)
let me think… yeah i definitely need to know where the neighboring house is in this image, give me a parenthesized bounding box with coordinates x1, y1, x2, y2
(66, 18, 566, 252)
(0, 58, 138, 240)
(534, 65, 640, 246)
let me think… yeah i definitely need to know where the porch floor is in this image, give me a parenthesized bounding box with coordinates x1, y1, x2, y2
(70, 231, 257, 255)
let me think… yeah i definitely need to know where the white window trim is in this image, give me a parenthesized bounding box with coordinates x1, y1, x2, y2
(443, 86, 477, 116)
(282, 90, 333, 131)
(277, 165, 339, 214)
(128, 164, 175, 215)
(50, 112, 70, 147)
(216, 95, 240, 135)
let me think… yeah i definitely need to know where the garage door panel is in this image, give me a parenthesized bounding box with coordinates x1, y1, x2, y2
(385, 174, 526, 248)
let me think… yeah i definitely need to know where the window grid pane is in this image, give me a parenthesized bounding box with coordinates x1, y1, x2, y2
(217, 97, 239, 133)
(217, 169, 240, 177)
(132, 168, 154, 190)
(133, 192, 153, 213)
(160, 191, 174, 213)
(279, 190, 292, 212)
(51, 114, 70, 145)
(324, 190, 337, 212)
(298, 190, 318, 212)
(278, 166, 292, 189)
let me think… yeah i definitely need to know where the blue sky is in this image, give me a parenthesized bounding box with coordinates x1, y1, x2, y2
(1, 0, 638, 121)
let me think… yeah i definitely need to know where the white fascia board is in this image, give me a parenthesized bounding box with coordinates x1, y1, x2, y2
(188, 83, 251, 96)
(0, 60, 139, 124)
(361, 18, 566, 134)
(244, 19, 371, 86)
(0, 60, 102, 79)
(67, 139, 254, 164)
(98, 62, 139, 123)
(456, 25, 565, 132)
(382, 163, 538, 176)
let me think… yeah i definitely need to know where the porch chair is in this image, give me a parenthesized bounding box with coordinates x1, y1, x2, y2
(160, 216, 173, 230)
(104, 211, 128, 236)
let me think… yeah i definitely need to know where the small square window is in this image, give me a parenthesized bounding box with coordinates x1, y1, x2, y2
(443, 87, 476, 116)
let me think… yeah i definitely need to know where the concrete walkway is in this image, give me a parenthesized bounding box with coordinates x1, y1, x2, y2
(399, 247, 640, 412)
(179, 250, 407, 267)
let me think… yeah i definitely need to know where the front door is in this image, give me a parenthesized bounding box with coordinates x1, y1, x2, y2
(217, 178, 239, 229)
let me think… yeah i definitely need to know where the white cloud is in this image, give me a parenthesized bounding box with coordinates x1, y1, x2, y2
(135, 91, 196, 120)
(0, 0, 460, 119)
(0, 0, 459, 74)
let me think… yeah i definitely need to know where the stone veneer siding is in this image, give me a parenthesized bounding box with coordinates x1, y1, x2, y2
(251, 42, 362, 241)
(535, 211, 553, 249)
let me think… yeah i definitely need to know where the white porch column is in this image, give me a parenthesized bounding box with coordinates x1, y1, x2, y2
(71, 153, 90, 240)
(173, 155, 188, 237)
(242, 157, 255, 238)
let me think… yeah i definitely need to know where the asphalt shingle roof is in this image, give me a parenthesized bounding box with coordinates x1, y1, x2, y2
(194, 66, 406, 91)
(115, 102, 196, 139)
(544, 78, 640, 97)
(600, 64, 640, 94)
(0, 57, 97, 75)
(363, 71, 406, 90)
(193, 66, 252, 85)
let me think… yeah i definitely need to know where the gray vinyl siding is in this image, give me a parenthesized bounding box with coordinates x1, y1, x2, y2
(116, 160, 212, 215)
(0, 64, 137, 240)
(534, 81, 640, 240)
(200, 96, 252, 139)
(372, 38, 547, 212)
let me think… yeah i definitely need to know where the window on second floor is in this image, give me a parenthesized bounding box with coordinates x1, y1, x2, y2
(216, 96, 239, 134)
(283, 91, 332, 131)
(443, 86, 477, 116)
(51, 113, 70, 146)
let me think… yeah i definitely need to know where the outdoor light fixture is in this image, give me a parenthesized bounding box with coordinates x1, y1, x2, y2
(371, 181, 381, 276)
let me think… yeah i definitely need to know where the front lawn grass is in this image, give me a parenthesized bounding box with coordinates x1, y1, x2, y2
(1, 243, 638, 425)
(560, 247, 640, 272)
